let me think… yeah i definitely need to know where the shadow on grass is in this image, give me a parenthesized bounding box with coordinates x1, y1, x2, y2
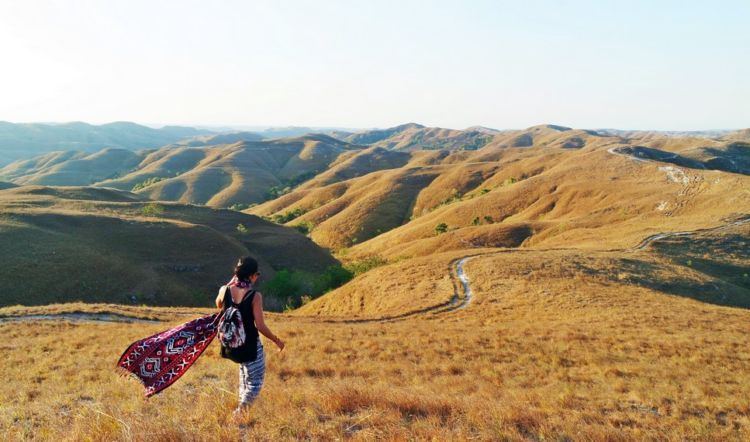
(615, 233, 750, 308)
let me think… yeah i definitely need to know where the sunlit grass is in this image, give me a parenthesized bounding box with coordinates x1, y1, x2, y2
(3, 239, 750, 440)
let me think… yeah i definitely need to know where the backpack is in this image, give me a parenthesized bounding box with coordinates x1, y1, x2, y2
(217, 285, 254, 349)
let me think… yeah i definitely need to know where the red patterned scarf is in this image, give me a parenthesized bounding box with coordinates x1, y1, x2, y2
(116, 277, 253, 397)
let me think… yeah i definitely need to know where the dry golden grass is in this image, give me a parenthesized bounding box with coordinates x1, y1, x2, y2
(2, 224, 749, 440)
(248, 129, 750, 260)
(2, 127, 749, 440)
(344, 141, 750, 259)
(134, 136, 358, 208)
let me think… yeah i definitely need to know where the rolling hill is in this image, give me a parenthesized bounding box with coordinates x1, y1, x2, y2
(130, 135, 362, 207)
(0, 185, 338, 309)
(3, 124, 749, 256)
(0, 148, 147, 186)
(250, 127, 750, 260)
(2, 123, 750, 440)
(0, 121, 211, 166)
(174, 131, 265, 146)
(343, 122, 496, 151)
(0, 134, 365, 208)
(4, 213, 749, 440)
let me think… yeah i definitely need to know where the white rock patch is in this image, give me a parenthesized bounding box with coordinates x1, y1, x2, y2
(658, 166, 690, 184)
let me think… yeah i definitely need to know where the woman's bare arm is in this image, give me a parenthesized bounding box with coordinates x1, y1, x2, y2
(252, 292, 285, 351)
(215, 288, 225, 310)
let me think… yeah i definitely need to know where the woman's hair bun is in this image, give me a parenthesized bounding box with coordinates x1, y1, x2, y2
(234, 256, 258, 282)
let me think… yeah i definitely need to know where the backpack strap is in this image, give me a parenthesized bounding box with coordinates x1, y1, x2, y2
(238, 288, 256, 305)
(221, 285, 233, 310)
(223, 285, 255, 309)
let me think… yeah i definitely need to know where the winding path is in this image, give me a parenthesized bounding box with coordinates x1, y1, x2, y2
(0, 312, 162, 324)
(3, 216, 746, 325)
(2, 147, 746, 325)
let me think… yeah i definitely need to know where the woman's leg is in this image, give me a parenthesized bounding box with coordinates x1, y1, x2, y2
(237, 342, 265, 409)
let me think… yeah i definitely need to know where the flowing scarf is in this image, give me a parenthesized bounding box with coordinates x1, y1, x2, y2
(116, 276, 253, 397)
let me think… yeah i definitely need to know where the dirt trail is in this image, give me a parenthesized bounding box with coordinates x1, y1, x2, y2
(2, 144, 745, 325)
(3, 216, 745, 325)
(0, 312, 162, 324)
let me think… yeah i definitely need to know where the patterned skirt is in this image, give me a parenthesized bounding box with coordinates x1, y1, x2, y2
(238, 340, 265, 408)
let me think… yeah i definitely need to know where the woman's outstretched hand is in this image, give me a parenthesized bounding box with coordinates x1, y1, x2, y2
(274, 337, 285, 352)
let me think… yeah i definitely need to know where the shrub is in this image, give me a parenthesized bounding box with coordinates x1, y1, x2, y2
(229, 203, 254, 211)
(435, 223, 448, 235)
(271, 207, 307, 224)
(484, 216, 494, 224)
(345, 255, 388, 276)
(472, 217, 481, 226)
(264, 172, 318, 201)
(236, 223, 249, 234)
(261, 265, 353, 311)
(313, 266, 354, 294)
(132, 176, 166, 192)
(293, 221, 314, 235)
(141, 203, 165, 217)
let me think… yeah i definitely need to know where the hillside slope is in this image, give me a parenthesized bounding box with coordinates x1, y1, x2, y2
(250, 128, 750, 256)
(344, 123, 494, 151)
(0, 148, 148, 186)
(0, 121, 209, 165)
(0, 134, 365, 208)
(0, 185, 337, 308)
(133, 135, 362, 207)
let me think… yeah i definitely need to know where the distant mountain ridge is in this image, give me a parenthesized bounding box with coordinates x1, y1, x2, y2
(0, 133, 364, 207)
(0, 121, 213, 166)
(2, 122, 748, 218)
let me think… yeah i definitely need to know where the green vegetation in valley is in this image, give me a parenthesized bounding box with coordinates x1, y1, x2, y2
(131, 176, 167, 191)
(344, 255, 388, 276)
(292, 221, 315, 235)
(270, 207, 307, 224)
(141, 202, 165, 217)
(265, 171, 318, 200)
(263, 265, 354, 310)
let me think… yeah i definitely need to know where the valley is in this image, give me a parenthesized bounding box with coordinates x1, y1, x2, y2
(0, 122, 748, 440)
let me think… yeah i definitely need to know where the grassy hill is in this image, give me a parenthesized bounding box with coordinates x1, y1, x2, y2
(344, 122, 495, 151)
(174, 131, 265, 146)
(0, 134, 364, 209)
(132, 135, 362, 207)
(0, 121, 210, 166)
(3, 222, 749, 440)
(1, 124, 750, 440)
(0, 185, 338, 309)
(248, 128, 750, 258)
(0, 148, 148, 186)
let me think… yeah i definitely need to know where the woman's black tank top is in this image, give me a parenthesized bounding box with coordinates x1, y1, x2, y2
(220, 286, 259, 363)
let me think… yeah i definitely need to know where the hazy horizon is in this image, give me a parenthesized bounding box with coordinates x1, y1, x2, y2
(0, 120, 745, 134)
(1, 1, 748, 130)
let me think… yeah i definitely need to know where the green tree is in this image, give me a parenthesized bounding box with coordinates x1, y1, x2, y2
(435, 223, 448, 235)
(293, 221, 314, 235)
(132, 176, 166, 192)
(472, 216, 481, 226)
(344, 255, 388, 276)
(141, 203, 165, 217)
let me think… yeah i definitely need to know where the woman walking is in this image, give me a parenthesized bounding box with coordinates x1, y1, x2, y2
(216, 256, 285, 417)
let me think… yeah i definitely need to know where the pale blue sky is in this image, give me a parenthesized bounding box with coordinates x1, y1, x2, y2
(0, 0, 748, 130)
